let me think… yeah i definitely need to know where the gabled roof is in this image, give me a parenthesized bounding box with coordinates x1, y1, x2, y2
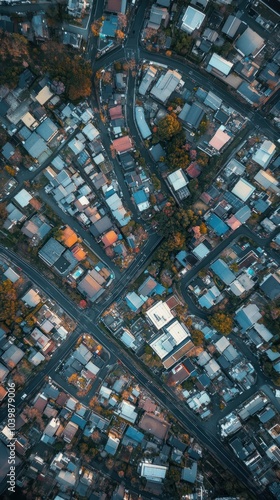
(235, 27, 265, 57)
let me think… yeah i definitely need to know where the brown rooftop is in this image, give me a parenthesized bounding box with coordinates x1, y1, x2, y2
(138, 413, 170, 441)
(165, 295, 180, 310)
(56, 391, 68, 407)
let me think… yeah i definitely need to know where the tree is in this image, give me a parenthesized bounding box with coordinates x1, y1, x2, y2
(157, 113, 182, 141)
(115, 29, 125, 41)
(191, 329, 204, 346)
(210, 313, 233, 335)
(5, 165, 16, 176)
(0, 203, 7, 225)
(151, 174, 161, 191)
(91, 18, 103, 36)
(68, 373, 78, 384)
(199, 222, 207, 235)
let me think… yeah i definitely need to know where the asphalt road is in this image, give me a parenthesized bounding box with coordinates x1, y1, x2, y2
(0, 2, 278, 496)
(0, 234, 268, 498)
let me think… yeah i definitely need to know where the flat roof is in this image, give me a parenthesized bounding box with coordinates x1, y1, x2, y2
(146, 301, 173, 330)
(232, 178, 255, 201)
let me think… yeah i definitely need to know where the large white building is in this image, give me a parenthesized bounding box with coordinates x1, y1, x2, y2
(145, 301, 174, 330)
(150, 320, 190, 359)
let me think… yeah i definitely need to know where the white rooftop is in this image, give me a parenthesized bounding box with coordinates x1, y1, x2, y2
(215, 336, 230, 353)
(167, 169, 188, 191)
(192, 242, 210, 260)
(146, 301, 174, 330)
(252, 140, 276, 168)
(208, 53, 233, 76)
(232, 178, 255, 201)
(14, 189, 32, 208)
(140, 463, 167, 482)
(181, 6, 206, 34)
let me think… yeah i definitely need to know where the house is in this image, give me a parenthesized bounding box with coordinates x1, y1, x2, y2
(179, 102, 205, 130)
(192, 242, 211, 260)
(135, 107, 152, 139)
(106, 0, 127, 14)
(21, 289, 41, 307)
(207, 53, 233, 77)
(14, 189, 32, 208)
(112, 136, 133, 154)
(222, 15, 242, 38)
(181, 6, 205, 33)
(138, 413, 170, 440)
(2, 142, 15, 160)
(101, 230, 118, 247)
(105, 435, 120, 455)
(39, 238, 65, 267)
(206, 214, 229, 236)
(139, 66, 157, 96)
(21, 214, 51, 243)
(210, 259, 235, 285)
(209, 126, 231, 151)
(116, 400, 137, 423)
(198, 285, 221, 309)
(2, 345, 24, 369)
(235, 304, 262, 332)
(204, 91, 222, 111)
(150, 70, 182, 103)
(231, 178, 255, 202)
(148, 4, 169, 31)
(63, 421, 79, 443)
(167, 169, 190, 202)
(260, 274, 280, 300)
(204, 359, 220, 378)
(234, 27, 265, 58)
(150, 320, 190, 361)
(78, 273, 103, 302)
(181, 462, 197, 483)
(138, 276, 158, 297)
(252, 140, 276, 169)
(37, 118, 58, 143)
(35, 86, 53, 106)
(254, 170, 279, 193)
(140, 463, 167, 482)
(0, 363, 9, 382)
(133, 190, 150, 212)
(125, 292, 144, 312)
(237, 81, 262, 106)
(4, 267, 20, 283)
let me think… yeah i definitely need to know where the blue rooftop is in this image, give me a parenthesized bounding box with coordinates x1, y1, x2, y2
(210, 259, 235, 285)
(207, 214, 229, 236)
(125, 426, 144, 443)
(100, 15, 118, 38)
(133, 190, 148, 204)
(71, 414, 87, 429)
(176, 250, 187, 267)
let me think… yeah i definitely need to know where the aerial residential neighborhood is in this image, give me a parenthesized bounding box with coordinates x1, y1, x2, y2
(0, 0, 280, 499)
